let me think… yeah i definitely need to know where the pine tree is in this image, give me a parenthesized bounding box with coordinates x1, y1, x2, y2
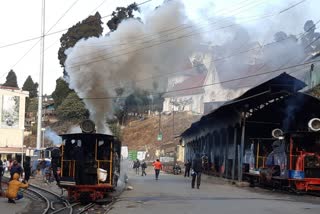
(58, 12, 103, 76)
(56, 91, 89, 121)
(51, 78, 73, 108)
(22, 75, 38, 98)
(107, 3, 140, 31)
(3, 70, 18, 88)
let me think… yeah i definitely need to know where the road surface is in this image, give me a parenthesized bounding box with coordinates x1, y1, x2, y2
(109, 168, 320, 214)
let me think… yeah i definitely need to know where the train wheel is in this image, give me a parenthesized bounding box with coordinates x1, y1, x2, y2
(79, 192, 92, 204)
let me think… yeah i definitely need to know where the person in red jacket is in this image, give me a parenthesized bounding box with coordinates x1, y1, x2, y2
(152, 159, 162, 180)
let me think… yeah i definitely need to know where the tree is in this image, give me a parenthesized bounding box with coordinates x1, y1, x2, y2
(22, 75, 38, 98)
(3, 70, 18, 88)
(51, 78, 73, 108)
(27, 98, 38, 112)
(151, 93, 164, 112)
(170, 97, 193, 111)
(273, 31, 288, 42)
(107, 3, 140, 31)
(55, 92, 89, 121)
(124, 89, 150, 115)
(58, 12, 103, 76)
(108, 122, 122, 140)
(301, 20, 320, 54)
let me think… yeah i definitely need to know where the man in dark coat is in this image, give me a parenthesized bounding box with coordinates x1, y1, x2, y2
(51, 147, 61, 185)
(184, 160, 191, 177)
(10, 160, 23, 180)
(191, 153, 203, 189)
(135, 159, 140, 175)
(141, 160, 147, 176)
(0, 158, 3, 192)
(23, 157, 31, 182)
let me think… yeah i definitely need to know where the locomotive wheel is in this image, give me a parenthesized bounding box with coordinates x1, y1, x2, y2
(79, 192, 92, 204)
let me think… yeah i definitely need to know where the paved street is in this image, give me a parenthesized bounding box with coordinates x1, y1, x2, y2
(109, 169, 320, 214)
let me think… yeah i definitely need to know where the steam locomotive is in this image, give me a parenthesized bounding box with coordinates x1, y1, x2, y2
(54, 120, 121, 202)
(244, 118, 320, 193)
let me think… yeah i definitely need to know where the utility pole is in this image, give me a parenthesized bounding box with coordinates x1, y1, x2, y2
(172, 105, 177, 166)
(310, 63, 314, 89)
(172, 108, 175, 138)
(159, 113, 161, 133)
(36, 0, 45, 150)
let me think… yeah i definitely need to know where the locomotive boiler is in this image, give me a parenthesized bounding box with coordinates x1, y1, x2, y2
(57, 120, 121, 202)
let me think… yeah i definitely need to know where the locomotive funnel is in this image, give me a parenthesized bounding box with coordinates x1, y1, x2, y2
(272, 128, 283, 139)
(80, 120, 96, 133)
(308, 118, 320, 132)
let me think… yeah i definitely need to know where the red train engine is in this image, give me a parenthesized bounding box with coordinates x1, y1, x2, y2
(57, 120, 121, 202)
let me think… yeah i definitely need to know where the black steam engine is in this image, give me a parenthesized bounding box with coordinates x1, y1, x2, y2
(56, 120, 121, 202)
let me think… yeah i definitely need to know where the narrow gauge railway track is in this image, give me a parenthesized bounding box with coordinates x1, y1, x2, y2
(22, 185, 103, 214)
(26, 183, 72, 214)
(2, 177, 73, 214)
(2, 177, 117, 214)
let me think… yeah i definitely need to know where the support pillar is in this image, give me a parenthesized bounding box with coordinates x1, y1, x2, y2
(232, 127, 237, 180)
(240, 114, 246, 182)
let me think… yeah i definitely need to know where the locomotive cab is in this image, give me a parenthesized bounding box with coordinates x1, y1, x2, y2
(58, 120, 121, 202)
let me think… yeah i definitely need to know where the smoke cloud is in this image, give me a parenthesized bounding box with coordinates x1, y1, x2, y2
(64, 0, 316, 132)
(68, 126, 82, 134)
(44, 128, 62, 145)
(65, 0, 201, 133)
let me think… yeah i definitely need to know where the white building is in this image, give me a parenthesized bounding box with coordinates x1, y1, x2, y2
(0, 86, 29, 161)
(163, 45, 248, 115)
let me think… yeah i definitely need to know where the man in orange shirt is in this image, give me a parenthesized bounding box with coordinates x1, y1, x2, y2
(152, 159, 162, 180)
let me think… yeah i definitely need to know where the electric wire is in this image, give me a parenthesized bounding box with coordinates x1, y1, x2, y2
(42, 58, 319, 100)
(67, 11, 320, 95)
(0, 0, 153, 49)
(64, 0, 308, 68)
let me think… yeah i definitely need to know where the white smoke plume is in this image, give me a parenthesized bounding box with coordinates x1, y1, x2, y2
(65, 0, 202, 133)
(44, 128, 62, 145)
(67, 126, 82, 134)
(64, 0, 317, 132)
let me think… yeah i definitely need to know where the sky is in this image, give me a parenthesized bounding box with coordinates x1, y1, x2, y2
(0, 0, 319, 95)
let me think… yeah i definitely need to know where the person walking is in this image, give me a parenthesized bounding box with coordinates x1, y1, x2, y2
(135, 159, 140, 175)
(141, 160, 147, 176)
(51, 147, 61, 185)
(6, 173, 29, 203)
(23, 157, 31, 182)
(3, 159, 8, 174)
(184, 160, 191, 177)
(0, 158, 3, 192)
(191, 153, 203, 189)
(152, 159, 162, 180)
(40, 159, 47, 177)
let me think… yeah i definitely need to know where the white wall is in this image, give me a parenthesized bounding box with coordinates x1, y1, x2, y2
(163, 94, 203, 114)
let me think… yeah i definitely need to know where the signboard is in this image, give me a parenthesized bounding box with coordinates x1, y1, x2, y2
(160, 156, 174, 163)
(157, 133, 162, 141)
(128, 150, 137, 160)
(137, 151, 146, 161)
(121, 146, 129, 159)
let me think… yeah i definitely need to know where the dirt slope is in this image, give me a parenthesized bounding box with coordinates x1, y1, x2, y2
(122, 112, 200, 156)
